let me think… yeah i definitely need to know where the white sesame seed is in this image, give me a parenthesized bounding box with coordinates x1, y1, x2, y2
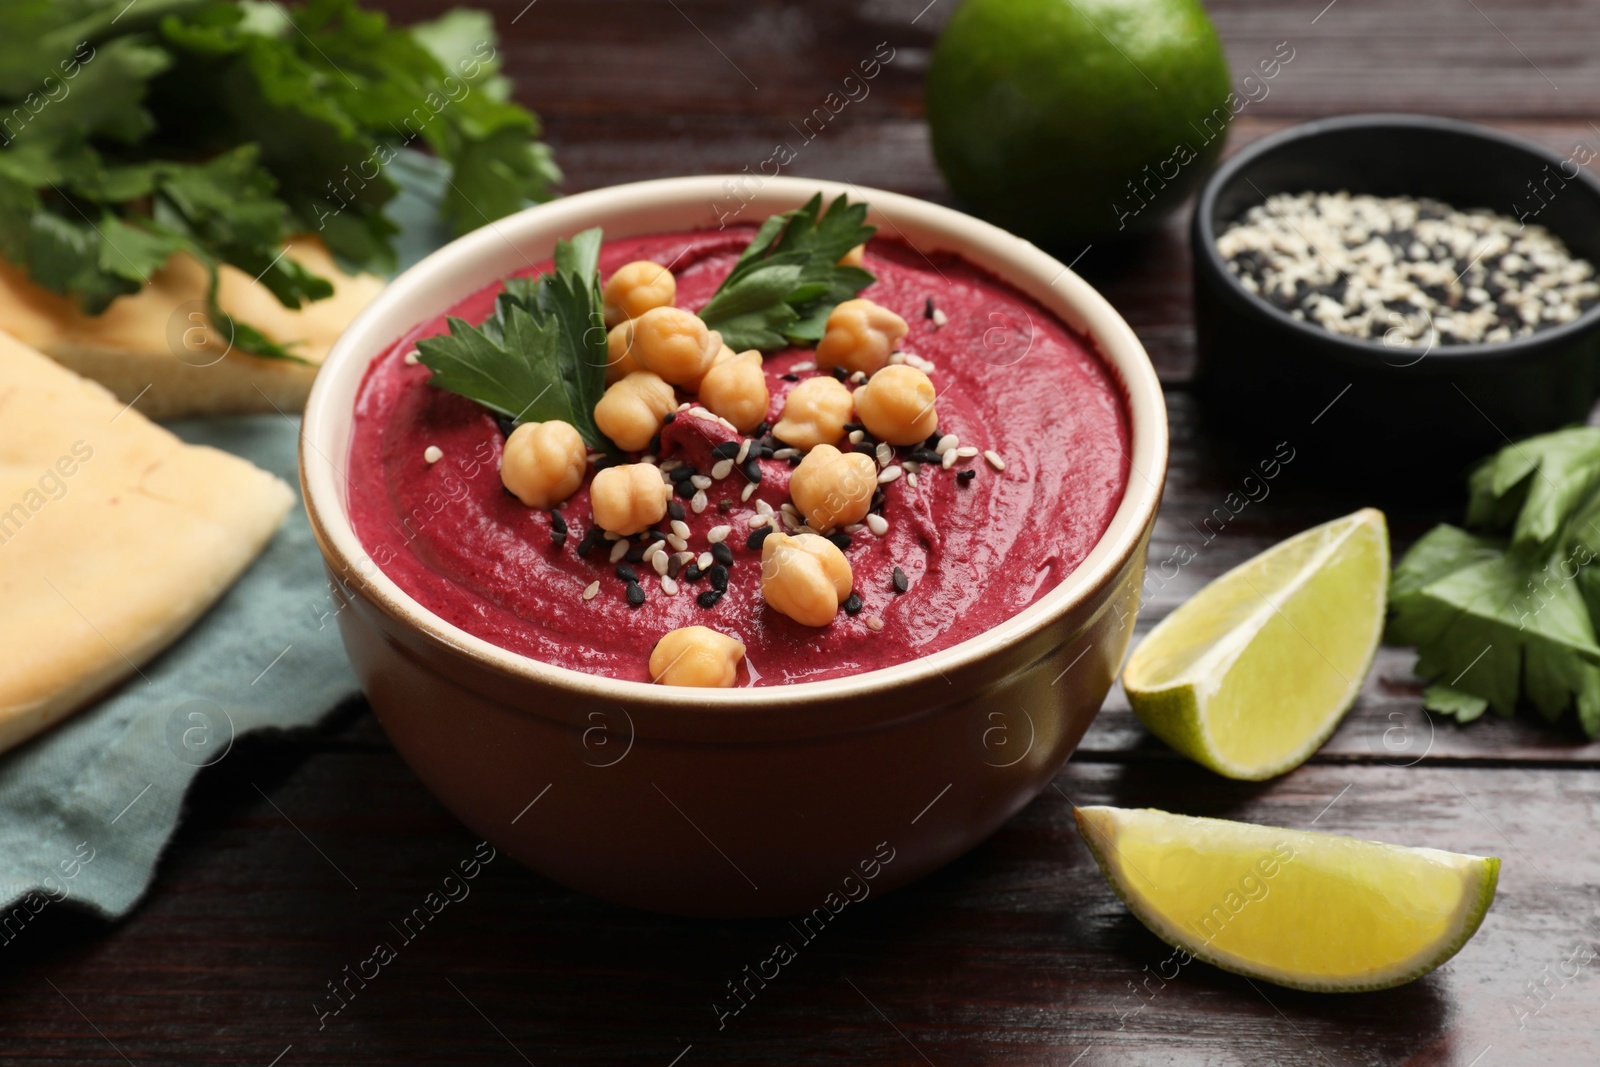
(677, 401, 691, 411)
(707, 524, 731, 543)
(942, 450, 958, 470)
(712, 458, 734, 480)
(878, 465, 902, 484)
(843, 523, 865, 534)
(955, 446, 979, 458)
(640, 454, 658, 465)
(661, 575, 679, 596)
(587, 453, 605, 464)
(660, 469, 675, 484)
(984, 450, 1006, 472)
(936, 434, 959, 455)
(423, 445, 442, 464)
(931, 307, 948, 328)
(608, 539, 630, 563)
(651, 551, 669, 576)
(603, 530, 622, 541)
(866, 514, 888, 537)
(781, 511, 801, 532)
(659, 459, 683, 472)
(737, 439, 751, 464)
(404, 349, 420, 365)
(907, 472, 918, 487)
(791, 360, 816, 372)
(691, 489, 708, 514)
(850, 371, 868, 384)
(849, 430, 865, 444)
(643, 540, 666, 563)
(772, 447, 799, 460)
(875, 442, 893, 468)
(698, 551, 714, 570)
(667, 534, 689, 553)
(741, 481, 758, 502)
(691, 475, 713, 490)
(748, 513, 772, 528)
(780, 502, 799, 517)
(582, 580, 600, 601)
(671, 519, 691, 539)
(756, 499, 774, 517)
(865, 616, 885, 631)
(904, 460, 920, 473)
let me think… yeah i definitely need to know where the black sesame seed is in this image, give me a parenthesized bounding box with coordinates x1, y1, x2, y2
(843, 592, 863, 615)
(615, 563, 638, 582)
(891, 567, 908, 594)
(923, 429, 942, 450)
(746, 526, 773, 551)
(844, 422, 865, 433)
(831, 366, 848, 382)
(625, 541, 648, 563)
(697, 589, 724, 609)
(827, 531, 851, 551)
(591, 454, 623, 472)
(924, 297, 935, 320)
(718, 498, 733, 513)
(710, 441, 742, 460)
(786, 454, 801, 467)
(909, 448, 941, 465)
(684, 563, 702, 582)
(495, 415, 517, 438)
(853, 442, 877, 457)
(871, 488, 887, 511)
(668, 500, 686, 521)
(781, 373, 800, 382)
(673, 480, 697, 500)
(576, 528, 604, 557)
(668, 466, 695, 483)
(626, 581, 646, 607)
(647, 435, 661, 454)
(753, 422, 770, 437)
(662, 411, 676, 424)
(709, 563, 729, 591)
(550, 509, 568, 536)
(740, 458, 762, 484)
(712, 542, 734, 567)
(957, 469, 977, 485)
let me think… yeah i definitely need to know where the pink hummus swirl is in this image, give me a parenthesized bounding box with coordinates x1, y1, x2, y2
(347, 228, 1130, 686)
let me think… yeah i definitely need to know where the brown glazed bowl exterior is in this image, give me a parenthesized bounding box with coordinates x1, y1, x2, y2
(301, 176, 1168, 918)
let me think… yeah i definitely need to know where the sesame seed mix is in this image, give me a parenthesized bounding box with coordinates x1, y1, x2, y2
(1218, 191, 1600, 346)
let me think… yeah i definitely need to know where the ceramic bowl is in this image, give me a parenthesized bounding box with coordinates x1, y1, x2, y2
(1192, 114, 1600, 490)
(301, 175, 1167, 918)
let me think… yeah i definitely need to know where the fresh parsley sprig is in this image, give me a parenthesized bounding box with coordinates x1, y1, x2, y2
(698, 193, 876, 351)
(415, 228, 614, 453)
(1388, 427, 1600, 737)
(0, 0, 559, 360)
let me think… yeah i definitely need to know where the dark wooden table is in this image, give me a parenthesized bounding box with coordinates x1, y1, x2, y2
(8, 2, 1600, 1063)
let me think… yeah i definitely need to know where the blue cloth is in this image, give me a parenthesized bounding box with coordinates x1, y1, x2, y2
(0, 152, 451, 923)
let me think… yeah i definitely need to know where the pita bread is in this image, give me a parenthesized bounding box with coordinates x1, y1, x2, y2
(0, 330, 293, 753)
(0, 236, 384, 419)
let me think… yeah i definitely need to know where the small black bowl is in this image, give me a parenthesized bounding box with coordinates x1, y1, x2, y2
(1191, 114, 1600, 491)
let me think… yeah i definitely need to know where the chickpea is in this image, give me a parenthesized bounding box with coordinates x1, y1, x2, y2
(628, 306, 722, 387)
(499, 420, 587, 509)
(650, 625, 746, 688)
(789, 443, 876, 533)
(772, 375, 853, 451)
(605, 320, 642, 385)
(837, 244, 866, 269)
(852, 364, 939, 446)
(603, 260, 676, 328)
(697, 348, 769, 433)
(590, 462, 669, 535)
(815, 298, 908, 376)
(760, 532, 854, 627)
(594, 371, 677, 452)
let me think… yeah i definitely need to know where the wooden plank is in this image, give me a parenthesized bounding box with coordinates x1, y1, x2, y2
(1, 735, 1591, 1066)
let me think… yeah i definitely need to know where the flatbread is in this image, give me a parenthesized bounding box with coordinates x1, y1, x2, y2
(0, 330, 293, 753)
(0, 236, 384, 419)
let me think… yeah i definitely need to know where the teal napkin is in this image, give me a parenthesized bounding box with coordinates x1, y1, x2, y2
(0, 152, 451, 923)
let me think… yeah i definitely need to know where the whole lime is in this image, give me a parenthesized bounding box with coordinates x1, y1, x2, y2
(927, 0, 1234, 244)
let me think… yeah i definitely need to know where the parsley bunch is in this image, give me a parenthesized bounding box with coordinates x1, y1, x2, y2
(0, 0, 559, 358)
(1389, 428, 1600, 737)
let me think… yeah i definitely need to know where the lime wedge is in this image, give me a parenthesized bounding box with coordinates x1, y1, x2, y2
(1075, 806, 1499, 992)
(1123, 508, 1389, 779)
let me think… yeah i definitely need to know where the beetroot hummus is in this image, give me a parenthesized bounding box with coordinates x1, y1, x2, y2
(347, 229, 1130, 686)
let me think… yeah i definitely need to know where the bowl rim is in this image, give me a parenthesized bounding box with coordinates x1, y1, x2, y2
(1193, 112, 1600, 366)
(300, 175, 1168, 713)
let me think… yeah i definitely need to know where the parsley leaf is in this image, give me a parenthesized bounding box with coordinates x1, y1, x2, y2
(1388, 427, 1600, 737)
(0, 0, 559, 360)
(698, 193, 876, 351)
(415, 228, 613, 453)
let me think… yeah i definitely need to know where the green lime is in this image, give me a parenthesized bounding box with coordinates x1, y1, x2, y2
(926, 0, 1234, 244)
(1076, 806, 1499, 992)
(1122, 509, 1390, 780)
